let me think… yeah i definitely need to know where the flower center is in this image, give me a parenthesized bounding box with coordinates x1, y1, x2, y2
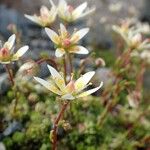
(63, 39, 71, 47)
(67, 5, 74, 13)
(67, 80, 75, 93)
(0, 48, 9, 58)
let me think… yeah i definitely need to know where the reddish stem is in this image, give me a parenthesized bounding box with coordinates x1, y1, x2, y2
(52, 101, 70, 150)
(136, 62, 146, 92)
(68, 53, 73, 75)
(5, 64, 18, 115)
(5, 64, 14, 86)
(52, 52, 72, 150)
(63, 56, 67, 84)
(36, 58, 58, 69)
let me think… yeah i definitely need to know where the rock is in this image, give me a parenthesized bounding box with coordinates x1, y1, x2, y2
(140, 0, 150, 22)
(0, 5, 23, 37)
(3, 121, 22, 137)
(0, 143, 6, 150)
(92, 68, 115, 88)
(0, 73, 10, 95)
(143, 70, 150, 90)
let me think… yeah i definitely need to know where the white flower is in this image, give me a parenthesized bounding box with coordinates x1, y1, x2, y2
(45, 23, 89, 57)
(113, 24, 150, 51)
(131, 50, 150, 64)
(57, 0, 95, 23)
(108, 2, 122, 13)
(25, 0, 57, 27)
(135, 22, 150, 34)
(127, 91, 141, 108)
(34, 65, 103, 100)
(0, 34, 29, 64)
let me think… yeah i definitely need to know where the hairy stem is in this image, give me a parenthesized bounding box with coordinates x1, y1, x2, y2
(52, 101, 70, 150)
(5, 64, 18, 116)
(63, 56, 67, 84)
(136, 62, 146, 92)
(5, 64, 14, 86)
(36, 58, 58, 69)
(68, 53, 73, 76)
(52, 53, 72, 150)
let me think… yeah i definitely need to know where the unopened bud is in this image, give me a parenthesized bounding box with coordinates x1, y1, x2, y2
(28, 93, 38, 104)
(95, 58, 105, 67)
(79, 59, 87, 67)
(17, 60, 39, 77)
(0, 48, 9, 58)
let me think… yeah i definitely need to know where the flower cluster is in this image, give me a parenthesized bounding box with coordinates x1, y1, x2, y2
(57, 0, 95, 23)
(0, 34, 29, 64)
(25, 0, 57, 27)
(25, 0, 95, 27)
(112, 20, 150, 51)
(131, 49, 150, 64)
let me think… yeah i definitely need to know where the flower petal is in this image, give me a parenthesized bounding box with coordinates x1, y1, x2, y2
(47, 65, 66, 90)
(77, 82, 103, 98)
(58, 0, 67, 9)
(25, 14, 42, 26)
(49, 0, 55, 7)
(112, 25, 130, 45)
(73, 2, 87, 19)
(75, 71, 95, 92)
(0, 61, 11, 64)
(45, 28, 60, 45)
(4, 34, 16, 50)
(13, 45, 29, 58)
(60, 23, 68, 39)
(34, 77, 62, 95)
(61, 93, 75, 100)
(71, 28, 89, 43)
(55, 48, 65, 57)
(40, 6, 49, 16)
(70, 46, 89, 54)
(78, 7, 96, 19)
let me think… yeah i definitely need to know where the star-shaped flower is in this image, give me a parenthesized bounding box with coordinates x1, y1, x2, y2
(34, 65, 103, 100)
(45, 23, 89, 57)
(112, 22, 150, 51)
(57, 0, 95, 23)
(0, 34, 29, 64)
(25, 0, 57, 27)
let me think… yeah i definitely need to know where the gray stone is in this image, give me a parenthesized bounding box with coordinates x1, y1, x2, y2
(144, 70, 150, 90)
(140, 0, 150, 22)
(92, 68, 115, 88)
(0, 143, 6, 150)
(0, 73, 10, 95)
(3, 121, 22, 136)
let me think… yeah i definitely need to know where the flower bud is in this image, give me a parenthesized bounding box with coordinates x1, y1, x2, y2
(95, 58, 105, 67)
(17, 60, 39, 77)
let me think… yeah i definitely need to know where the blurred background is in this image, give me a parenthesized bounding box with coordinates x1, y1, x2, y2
(0, 0, 149, 95)
(0, 0, 150, 150)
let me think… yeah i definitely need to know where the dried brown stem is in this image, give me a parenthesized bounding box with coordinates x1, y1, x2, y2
(36, 58, 58, 69)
